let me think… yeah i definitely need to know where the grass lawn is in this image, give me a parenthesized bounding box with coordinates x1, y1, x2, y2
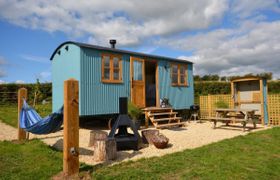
(0, 103, 52, 128)
(0, 139, 62, 180)
(93, 127, 280, 179)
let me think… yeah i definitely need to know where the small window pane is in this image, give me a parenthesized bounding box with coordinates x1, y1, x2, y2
(180, 75, 185, 84)
(113, 57, 119, 68)
(133, 60, 143, 81)
(172, 75, 178, 84)
(104, 56, 110, 67)
(104, 69, 110, 79)
(172, 65, 178, 74)
(180, 66, 185, 75)
(113, 69, 119, 80)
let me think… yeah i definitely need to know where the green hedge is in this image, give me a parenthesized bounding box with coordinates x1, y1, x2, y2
(194, 81, 231, 98)
(194, 80, 280, 98)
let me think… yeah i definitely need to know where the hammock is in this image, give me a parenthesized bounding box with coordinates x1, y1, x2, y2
(20, 100, 63, 134)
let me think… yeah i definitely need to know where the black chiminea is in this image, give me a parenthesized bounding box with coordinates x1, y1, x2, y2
(108, 97, 140, 151)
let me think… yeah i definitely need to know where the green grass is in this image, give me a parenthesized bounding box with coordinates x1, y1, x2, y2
(0, 139, 62, 180)
(0, 103, 279, 179)
(0, 103, 52, 128)
(93, 127, 280, 179)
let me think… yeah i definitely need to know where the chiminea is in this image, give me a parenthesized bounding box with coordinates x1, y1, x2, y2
(108, 97, 140, 151)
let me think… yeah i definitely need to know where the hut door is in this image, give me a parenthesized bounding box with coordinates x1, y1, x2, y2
(130, 57, 146, 107)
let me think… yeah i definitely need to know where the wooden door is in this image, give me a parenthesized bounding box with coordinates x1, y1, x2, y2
(130, 57, 145, 107)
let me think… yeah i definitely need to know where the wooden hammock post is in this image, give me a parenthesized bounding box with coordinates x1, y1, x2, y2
(18, 88, 27, 140)
(63, 79, 79, 176)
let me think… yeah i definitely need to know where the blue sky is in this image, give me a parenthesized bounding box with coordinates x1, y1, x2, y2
(0, 0, 280, 83)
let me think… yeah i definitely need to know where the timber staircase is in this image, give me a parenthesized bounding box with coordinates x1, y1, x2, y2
(143, 107, 185, 129)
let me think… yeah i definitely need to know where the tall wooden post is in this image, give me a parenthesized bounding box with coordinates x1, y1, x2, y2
(18, 88, 27, 140)
(63, 79, 79, 176)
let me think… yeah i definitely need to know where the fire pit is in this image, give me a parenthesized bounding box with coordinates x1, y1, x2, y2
(108, 97, 141, 151)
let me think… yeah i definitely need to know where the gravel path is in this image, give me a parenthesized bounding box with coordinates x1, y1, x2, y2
(0, 120, 269, 166)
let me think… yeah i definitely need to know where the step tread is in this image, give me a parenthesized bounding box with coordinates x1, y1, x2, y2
(152, 117, 182, 122)
(156, 122, 185, 128)
(149, 112, 178, 116)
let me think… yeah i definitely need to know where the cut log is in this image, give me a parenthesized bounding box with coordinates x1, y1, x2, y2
(93, 138, 117, 162)
(88, 130, 108, 147)
(151, 134, 169, 149)
(141, 129, 159, 144)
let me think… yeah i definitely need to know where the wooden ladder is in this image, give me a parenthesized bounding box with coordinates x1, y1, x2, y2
(143, 107, 185, 129)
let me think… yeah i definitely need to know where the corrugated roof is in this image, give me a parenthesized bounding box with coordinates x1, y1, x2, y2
(50, 41, 193, 64)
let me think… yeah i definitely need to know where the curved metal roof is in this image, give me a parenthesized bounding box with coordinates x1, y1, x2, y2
(50, 41, 193, 64)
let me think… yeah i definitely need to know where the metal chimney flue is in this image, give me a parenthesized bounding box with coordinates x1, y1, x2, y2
(109, 39, 116, 48)
(119, 97, 128, 114)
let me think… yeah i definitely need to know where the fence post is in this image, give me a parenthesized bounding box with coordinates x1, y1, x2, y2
(63, 79, 79, 176)
(18, 88, 27, 140)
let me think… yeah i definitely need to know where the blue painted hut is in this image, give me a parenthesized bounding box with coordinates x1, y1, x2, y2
(51, 41, 194, 117)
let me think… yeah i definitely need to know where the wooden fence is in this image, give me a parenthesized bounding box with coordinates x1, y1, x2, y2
(199, 94, 233, 119)
(199, 94, 280, 125)
(268, 94, 280, 125)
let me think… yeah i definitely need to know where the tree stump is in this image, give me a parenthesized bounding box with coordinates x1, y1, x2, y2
(141, 129, 159, 144)
(88, 130, 108, 147)
(93, 138, 117, 162)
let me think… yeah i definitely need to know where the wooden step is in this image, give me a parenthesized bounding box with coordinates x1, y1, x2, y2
(149, 112, 178, 116)
(152, 117, 182, 122)
(156, 122, 186, 128)
(142, 107, 172, 111)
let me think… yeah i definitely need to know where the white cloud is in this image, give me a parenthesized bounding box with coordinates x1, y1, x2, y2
(38, 71, 51, 82)
(20, 54, 49, 63)
(0, 79, 6, 84)
(231, 0, 280, 19)
(15, 80, 25, 84)
(0, 0, 228, 46)
(175, 20, 280, 79)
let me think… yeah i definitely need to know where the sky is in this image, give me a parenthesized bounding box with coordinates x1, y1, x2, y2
(0, 0, 280, 84)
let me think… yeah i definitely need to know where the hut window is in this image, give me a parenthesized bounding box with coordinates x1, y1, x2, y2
(171, 64, 188, 86)
(101, 54, 122, 83)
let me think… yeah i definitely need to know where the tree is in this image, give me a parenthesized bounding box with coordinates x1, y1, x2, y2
(32, 79, 42, 107)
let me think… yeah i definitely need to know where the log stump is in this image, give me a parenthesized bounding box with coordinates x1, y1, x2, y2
(93, 138, 117, 162)
(88, 130, 108, 147)
(141, 129, 159, 144)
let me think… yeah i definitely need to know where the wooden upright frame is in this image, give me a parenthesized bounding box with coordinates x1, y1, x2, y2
(231, 77, 266, 124)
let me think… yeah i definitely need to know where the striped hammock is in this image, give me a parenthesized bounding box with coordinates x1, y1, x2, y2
(20, 100, 63, 134)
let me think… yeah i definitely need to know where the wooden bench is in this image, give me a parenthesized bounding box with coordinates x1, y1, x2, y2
(209, 117, 257, 131)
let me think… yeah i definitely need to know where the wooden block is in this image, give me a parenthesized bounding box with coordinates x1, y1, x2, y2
(93, 138, 117, 162)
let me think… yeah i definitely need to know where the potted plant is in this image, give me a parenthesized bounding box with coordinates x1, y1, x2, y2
(128, 101, 142, 130)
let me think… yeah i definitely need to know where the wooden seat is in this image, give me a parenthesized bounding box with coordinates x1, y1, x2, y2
(209, 117, 246, 122)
